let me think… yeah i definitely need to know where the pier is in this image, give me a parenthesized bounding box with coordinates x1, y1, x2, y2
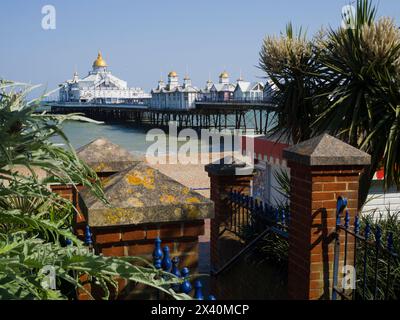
(47, 100, 276, 134)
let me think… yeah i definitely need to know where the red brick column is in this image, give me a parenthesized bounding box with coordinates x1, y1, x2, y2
(283, 134, 371, 300)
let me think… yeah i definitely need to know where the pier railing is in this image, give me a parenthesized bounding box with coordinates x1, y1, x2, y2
(49, 100, 276, 133)
(196, 97, 267, 103)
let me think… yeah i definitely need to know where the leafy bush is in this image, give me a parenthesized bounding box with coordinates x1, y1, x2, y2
(0, 81, 186, 300)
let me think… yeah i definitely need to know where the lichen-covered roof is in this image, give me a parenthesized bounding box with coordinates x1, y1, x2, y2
(76, 138, 140, 173)
(79, 162, 214, 227)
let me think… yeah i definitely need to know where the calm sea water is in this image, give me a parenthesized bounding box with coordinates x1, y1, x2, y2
(53, 121, 161, 154)
(53, 121, 235, 155)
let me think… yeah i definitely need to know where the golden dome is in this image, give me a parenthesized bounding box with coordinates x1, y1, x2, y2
(168, 71, 178, 77)
(219, 71, 229, 78)
(93, 51, 108, 68)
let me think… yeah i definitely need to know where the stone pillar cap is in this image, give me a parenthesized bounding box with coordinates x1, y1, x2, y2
(283, 134, 371, 166)
(76, 137, 141, 173)
(80, 162, 214, 227)
(205, 156, 254, 176)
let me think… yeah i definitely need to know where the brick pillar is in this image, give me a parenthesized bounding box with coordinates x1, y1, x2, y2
(205, 157, 254, 297)
(283, 134, 371, 300)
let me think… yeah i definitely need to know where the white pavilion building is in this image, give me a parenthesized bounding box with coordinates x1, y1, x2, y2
(59, 52, 150, 104)
(150, 71, 199, 109)
(233, 77, 265, 101)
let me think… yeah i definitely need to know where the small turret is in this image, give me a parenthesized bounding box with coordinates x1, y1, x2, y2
(167, 71, 179, 90)
(72, 71, 79, 83)
(157, 78, 165, 90)
(219, 71, 229, 84)
(183, 75, 192, 87)
(92, 51, 108, 73)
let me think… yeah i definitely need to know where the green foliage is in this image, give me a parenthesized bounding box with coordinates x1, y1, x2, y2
(259, 23, 322, 144)
(239, 221, 288, 269)
(355, 211, 400, 300)
(0, 233, 186, 300)
(0, 81, 187, 300)
(271, 168, 290, 207)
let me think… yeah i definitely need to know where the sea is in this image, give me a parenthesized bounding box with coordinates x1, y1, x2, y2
(52, 120, 238, 156)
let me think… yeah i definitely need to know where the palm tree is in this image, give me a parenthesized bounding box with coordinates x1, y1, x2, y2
(314, 0, 400, 204)
(259, 0, 400, 207)
(0, 81, 185, 300)
(259, 23, 320, 144)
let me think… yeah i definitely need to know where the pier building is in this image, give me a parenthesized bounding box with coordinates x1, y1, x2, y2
(200, 78, 214, 101)
(150, 71, 199, 110)
(59, 52, 150, 104)
(209, 71, 236, 102)
(233, 77, 264, 101)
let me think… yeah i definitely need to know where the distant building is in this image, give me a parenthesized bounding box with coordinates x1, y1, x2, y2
(150, 71, 199, 109)
(59, 52, 150, 104)
(200, 78, 214, 101)
(233, 77, 264, 101)
(209, 71, 236, 101)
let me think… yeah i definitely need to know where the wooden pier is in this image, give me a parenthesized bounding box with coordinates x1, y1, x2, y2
(48, 101, 277, 134)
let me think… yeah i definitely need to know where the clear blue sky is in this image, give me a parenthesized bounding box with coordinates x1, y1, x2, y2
(0, 0, 399, 94)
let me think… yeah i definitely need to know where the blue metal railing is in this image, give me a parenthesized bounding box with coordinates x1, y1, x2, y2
(226, 190, 289, 239)
(332, 196, 399, 300)
(83, 226, 215, 300)
(152, 237, 216, 300)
